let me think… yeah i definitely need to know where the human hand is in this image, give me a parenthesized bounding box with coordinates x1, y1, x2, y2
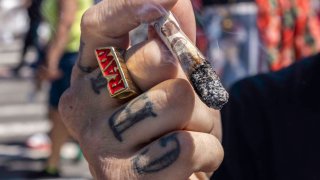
(45, 67, 62, 81)
(37, 65, 62, 81)
(59, 0, 223, 179)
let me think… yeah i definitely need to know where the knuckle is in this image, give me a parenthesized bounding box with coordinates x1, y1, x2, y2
(58, 88, 75, 123)
(175, 131, 196, 162)
(177, 132, 224, 172)
(92, 158, 136, 180)
(166, 79, 195, 108)
(127, 40, 179, 90)
(209, 110, 222, 142)
(80, 7, 101, 39)
(146, 40, 178, 68)
(209, 135, 224, 171)
(58, 85, 87, 139)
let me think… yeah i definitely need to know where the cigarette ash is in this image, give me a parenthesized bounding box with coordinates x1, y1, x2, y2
(190, 61, 229, 109)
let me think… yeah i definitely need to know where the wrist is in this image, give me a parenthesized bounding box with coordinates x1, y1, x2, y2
(46, 56, 59, 70)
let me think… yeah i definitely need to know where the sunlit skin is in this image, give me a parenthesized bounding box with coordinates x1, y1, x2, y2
(59, 0, 224, 179)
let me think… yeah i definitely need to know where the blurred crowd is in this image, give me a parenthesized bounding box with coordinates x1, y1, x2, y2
(130, 0, 320, 88)
(2, 0, 320, 89)
(0, 0, 319, 179)
(193, 0, 320, 88)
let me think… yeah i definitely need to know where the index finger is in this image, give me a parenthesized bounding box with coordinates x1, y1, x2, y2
(75, 0, 195, 77)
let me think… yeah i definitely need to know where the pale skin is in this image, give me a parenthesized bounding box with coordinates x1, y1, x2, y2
(59, 0, 224, 179)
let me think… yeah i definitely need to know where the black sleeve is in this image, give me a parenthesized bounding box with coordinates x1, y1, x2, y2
(212, 53, 320, 180)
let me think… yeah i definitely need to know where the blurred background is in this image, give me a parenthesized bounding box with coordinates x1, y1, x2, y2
(0, 0, 319, 179)
(0, 0, 92, 179)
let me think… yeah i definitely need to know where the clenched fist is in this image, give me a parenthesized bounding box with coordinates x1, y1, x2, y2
(59, 0, 224, 179)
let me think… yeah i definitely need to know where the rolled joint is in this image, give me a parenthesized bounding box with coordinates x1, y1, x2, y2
(151, 11, 229, 109)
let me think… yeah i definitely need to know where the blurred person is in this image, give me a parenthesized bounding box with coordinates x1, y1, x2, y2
(256, 0, 320, 71)
(11, 0, 43, 75)
(191, 0, 209, 54)
(29, 0, 93, 177)
(313, 0, 320, 20)
(94, 0, 101, 4)
(0, 0, 27, 43)
(318, 1, 320, 20)
(201, 0, 266, 89)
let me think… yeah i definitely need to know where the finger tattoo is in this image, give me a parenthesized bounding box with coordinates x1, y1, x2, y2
(132, 133, 180, 174)
(77, 39, 95, 73)
(109, 94, 157, 142)
(90, 72, 106, 94)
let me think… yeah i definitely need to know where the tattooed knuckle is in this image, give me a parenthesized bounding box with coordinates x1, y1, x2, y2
(109, 94, 158, 142)
(132, 133, 181, 177)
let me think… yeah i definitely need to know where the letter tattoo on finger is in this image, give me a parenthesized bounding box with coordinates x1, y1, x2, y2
(77, 39, 95, 73)
(90, 72, 106, 94)
(132, 133, 180, 174)
(109, 94, 157, 142)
